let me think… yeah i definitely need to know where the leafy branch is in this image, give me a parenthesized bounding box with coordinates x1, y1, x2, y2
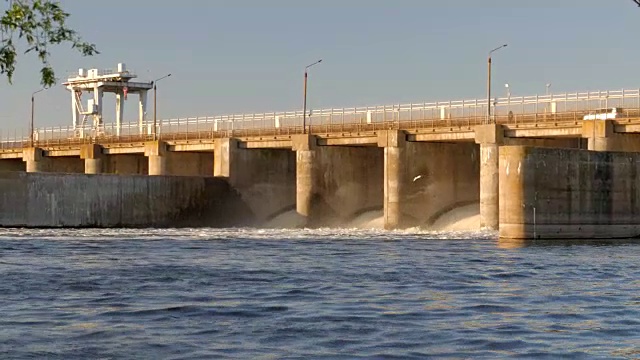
(0, 0, 98, 87)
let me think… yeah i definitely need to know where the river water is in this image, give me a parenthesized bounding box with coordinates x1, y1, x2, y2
(1, 228, 639, 359)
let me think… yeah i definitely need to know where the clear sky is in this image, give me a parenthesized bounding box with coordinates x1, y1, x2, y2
(0, 0, 638, 131)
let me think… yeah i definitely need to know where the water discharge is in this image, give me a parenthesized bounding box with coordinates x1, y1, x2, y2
(429, 203, 480, 231)
(264, 204, 480, 230)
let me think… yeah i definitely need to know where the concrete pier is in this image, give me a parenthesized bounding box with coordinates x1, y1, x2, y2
(292, 134, 317, 224)
(80, 144, 103, 174)
(145, 141, 167, 176)
(475, 124, 503, 230)
(23, 148, 48, 173)
(378, 130, 405, 230)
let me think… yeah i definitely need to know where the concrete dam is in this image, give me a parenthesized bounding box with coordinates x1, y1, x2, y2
(0, 131, 481, 230)
(4, 84, 640, 238)
(3, 122, 640, 239)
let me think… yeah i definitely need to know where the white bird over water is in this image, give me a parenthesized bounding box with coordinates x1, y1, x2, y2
(413, 175, 423, 182)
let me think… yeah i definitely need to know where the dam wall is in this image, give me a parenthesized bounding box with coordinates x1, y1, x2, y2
(0, 172, 252, 228)
(310, 146, 384, 226)
(214, 139, 297, 222)
(400, 142, 480, 227)
(500, 146, 640, 239)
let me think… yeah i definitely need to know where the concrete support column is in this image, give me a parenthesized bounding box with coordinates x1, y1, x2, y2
(116, 92, 123, 137)
(292, 134, 318, 222)
(71, 90, 79, 130)
(479, 143, 499, 229)
(139, 90, 148, 135)
(475, 124, 504, 230)
(214, 138, 239, 182)
(80, 144, 103, 174)
(378, 130, 406, 230)
(22, 147, 47, 173)
(583, 120, 610, 151)
(145, 141, 168, 176)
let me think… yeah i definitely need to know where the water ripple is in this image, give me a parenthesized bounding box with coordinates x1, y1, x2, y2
(0, 228, 639, 359)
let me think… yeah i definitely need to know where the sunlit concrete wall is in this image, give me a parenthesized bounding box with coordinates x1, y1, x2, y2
(0, 172, 252, 228)
(500, 146, 640, 239)
(215, 139, 296, 223)
(311, 146, 384, 227)
(167, 152, 213, 176)
(400, 142, 480, 227)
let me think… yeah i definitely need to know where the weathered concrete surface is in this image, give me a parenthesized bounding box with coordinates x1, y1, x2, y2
(500, 146, 640, 239)
(167, 152, 213, 176)
(216, 138, 296, 222)
(50, 157, 84, 173)
(378, 130, 405, 229)
(292, 134, 385, 227)
(104, 154, 148, 175)
(0, 172, 252, 228)
(80, 144, 103, 174)
(475, 124, 503, 230)
(582, 120, 640, 152)
(476, 124, 585, 230)
(0, 159, 25, 172)
(312, 146, 384, 227)
(23, 148, 84, 173)
(398, 141, 479, 228)
(145, 141, 167, 176)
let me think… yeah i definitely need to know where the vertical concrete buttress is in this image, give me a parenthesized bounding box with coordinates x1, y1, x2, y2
(80, 144, 103, 174)
(23, 147, 47, 173)
(378, 130, 406, 230)
(291, 134, 318, 223)
(475, 124, 503, 230)
(145, 141, 168, 176)
(292, 134, 317, 223)
(214, 138, 238, 183)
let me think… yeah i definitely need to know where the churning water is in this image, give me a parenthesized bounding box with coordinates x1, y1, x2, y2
(1, 227, 639, 359)
(266, 204, 481, 231)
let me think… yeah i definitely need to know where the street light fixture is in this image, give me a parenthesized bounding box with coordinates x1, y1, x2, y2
(152, 73, 172, 140)
(303, 59, 322, 134)
(30, 88, 45, 147)
(487, 44, 508, 124)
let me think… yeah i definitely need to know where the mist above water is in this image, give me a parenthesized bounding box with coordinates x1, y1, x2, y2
(264, 204, 480, 231)
(429, 203, 480, 231)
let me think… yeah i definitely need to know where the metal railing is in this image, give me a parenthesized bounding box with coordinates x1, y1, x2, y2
(1, 88, 639, 149)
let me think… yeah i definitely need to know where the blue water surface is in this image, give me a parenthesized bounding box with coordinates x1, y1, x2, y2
(0, 228, 639, 359)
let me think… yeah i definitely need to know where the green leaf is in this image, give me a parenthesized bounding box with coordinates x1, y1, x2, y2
(1, 0, 99, 86)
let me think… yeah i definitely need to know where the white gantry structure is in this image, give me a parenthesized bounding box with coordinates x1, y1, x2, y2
(63, 63, 153, 137)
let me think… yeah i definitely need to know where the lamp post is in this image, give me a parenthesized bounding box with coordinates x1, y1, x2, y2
(152, 73, 172, 140)
(546, 83, 551, 96)
(30, 88, 45, 147)
(303, 59, 322, 134)
(487, 44, 508, 124)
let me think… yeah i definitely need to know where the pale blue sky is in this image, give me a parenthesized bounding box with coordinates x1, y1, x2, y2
(0, 0, 637, 131)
